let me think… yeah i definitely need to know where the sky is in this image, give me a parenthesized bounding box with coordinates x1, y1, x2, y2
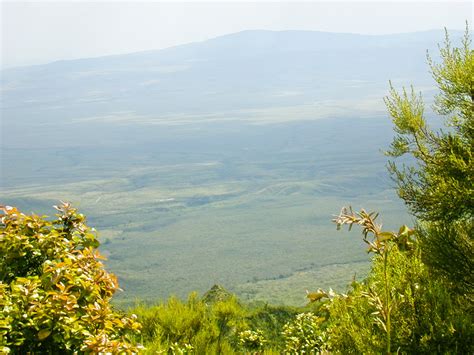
(1, 1, 472, 69)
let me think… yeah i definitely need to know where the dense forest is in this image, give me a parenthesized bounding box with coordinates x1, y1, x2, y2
(1, 29, 473, 354)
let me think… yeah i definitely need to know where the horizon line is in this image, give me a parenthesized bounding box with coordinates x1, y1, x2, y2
(1, 27, 465, 71)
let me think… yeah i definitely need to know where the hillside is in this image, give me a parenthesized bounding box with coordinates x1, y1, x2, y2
(1, 29, 450, 133)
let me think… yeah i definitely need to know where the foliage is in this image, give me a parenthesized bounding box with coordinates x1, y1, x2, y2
(202, 284, 235, 304)
(131, 291, 247, 354)
(212, 295, 247, 352)
(281, 312, 326, 354)
(132, 293, 217, 353)
(419, 220, 473, 296)
(131, 287, 306, 353)
(0, 203, 141, 353)
(384, 26, 473, 223)
(384, 26, 473, 294)
(168, 342, 194, 354)
(332, 208, 415, 353)
(244, 303, 301, 349)
(238, 329, 266, 351)
(325, 208, 474, 354)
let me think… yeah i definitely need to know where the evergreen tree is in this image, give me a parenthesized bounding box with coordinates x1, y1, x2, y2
(384, 26, 473, 295)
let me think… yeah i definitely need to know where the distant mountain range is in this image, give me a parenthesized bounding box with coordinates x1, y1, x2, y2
(1, 29, 461, 130)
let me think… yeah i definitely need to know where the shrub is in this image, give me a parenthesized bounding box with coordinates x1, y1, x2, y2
(282, 312, 325, 354)
(325, 208, 474, 354)
(0, 203, 141, 353)
(238, 329, 266, 351)
(131, 293, 246, 353)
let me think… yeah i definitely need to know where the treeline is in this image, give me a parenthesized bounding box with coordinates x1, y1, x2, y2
(1, 27, 472, 354)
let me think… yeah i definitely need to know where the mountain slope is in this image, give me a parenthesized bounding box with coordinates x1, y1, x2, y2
(1, 29, 454, 127)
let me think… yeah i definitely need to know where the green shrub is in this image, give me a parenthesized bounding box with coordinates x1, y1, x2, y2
(238, 329, 266, 351)
(282, 312, 325, 354)
(325, 208, 474, 354)
(0, 203, 141, 353)
(131, 292, 246, 353)
(245, 304, 299, 349)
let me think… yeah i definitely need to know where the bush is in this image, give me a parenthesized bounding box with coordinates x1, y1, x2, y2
(325, 208, 474, 354)
(238, 329, 266, 351)
(131, 292, 247, 353)
(282, 312, 325, 354)
(0, 203, 141, 353)
(245, 304, 299, 349)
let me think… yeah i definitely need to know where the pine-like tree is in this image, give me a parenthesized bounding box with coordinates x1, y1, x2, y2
(384, 25, 473, 295)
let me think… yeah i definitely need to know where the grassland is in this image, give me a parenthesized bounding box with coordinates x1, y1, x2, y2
(2, 116, 409, 306)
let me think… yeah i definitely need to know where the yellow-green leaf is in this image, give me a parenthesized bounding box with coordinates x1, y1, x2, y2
(38, 329, 51, 341)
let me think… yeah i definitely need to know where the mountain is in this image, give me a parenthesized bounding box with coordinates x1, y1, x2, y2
(1, 30, 454, 129)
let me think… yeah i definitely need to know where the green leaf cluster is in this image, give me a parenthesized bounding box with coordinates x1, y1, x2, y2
(238, 329, 266, 351)
(281, 312, 326, 354)
(0, 203, 141, 353)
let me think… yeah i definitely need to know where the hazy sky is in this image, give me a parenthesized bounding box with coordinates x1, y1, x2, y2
(1, 1, 472, 69)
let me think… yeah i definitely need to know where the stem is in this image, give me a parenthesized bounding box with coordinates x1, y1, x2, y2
(384, 249, 391, 354)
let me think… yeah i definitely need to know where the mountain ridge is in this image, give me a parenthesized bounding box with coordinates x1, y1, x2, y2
(0, 28, 459, 73)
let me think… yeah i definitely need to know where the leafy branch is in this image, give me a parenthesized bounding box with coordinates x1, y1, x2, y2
(333, 207, 415, 354)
